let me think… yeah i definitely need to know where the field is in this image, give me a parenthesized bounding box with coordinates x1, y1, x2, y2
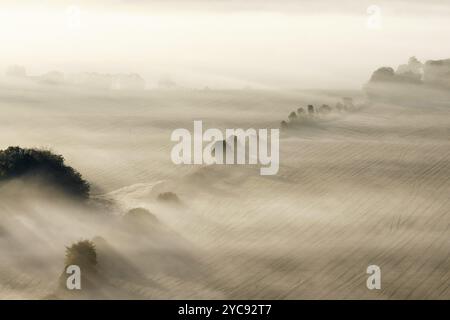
(0, 81, 448, 299)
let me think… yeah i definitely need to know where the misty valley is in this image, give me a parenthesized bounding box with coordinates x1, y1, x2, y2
(1, 56, 449, 299)
(0, 0, 449, 301)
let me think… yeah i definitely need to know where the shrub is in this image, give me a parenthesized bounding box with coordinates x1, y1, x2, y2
(123, 208, 158, 227)
(125, 207, 157, 220)
(157, 191, 180, 203)
(0, 146, 90, 199)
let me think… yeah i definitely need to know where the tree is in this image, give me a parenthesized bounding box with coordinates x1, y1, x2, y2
(319, 104, 332, 113)
(369, 67, 395, 82)
(124, 207, 158, 222)
(65, 240, 97, 270)
(157, 192, 180, 203)
(288, 111, 298, 121)
(0, 146, 90, 199)
(60, 239, 98, 292)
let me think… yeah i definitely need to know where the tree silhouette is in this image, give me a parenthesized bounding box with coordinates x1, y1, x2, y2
(0, 146, 90, 199)
(65, 240, 97, 270)
(319, 104, 332, 113)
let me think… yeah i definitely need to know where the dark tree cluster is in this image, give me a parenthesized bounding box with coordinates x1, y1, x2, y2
(0, 146, 90, 199)
(369, 66, 421, 84)
(280, 98, 355, 129)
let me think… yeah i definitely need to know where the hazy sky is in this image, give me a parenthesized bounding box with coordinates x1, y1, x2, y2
(1, 0, 450, 88)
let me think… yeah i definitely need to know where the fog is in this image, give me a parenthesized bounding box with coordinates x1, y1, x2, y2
(0, 0, 449, 300)
(1, 0, 450, 88)
(0, 77, 449, 298)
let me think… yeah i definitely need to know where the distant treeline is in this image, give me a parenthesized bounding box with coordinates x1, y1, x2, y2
(367, 56, 450, 88)
(280, 97, 356, 129)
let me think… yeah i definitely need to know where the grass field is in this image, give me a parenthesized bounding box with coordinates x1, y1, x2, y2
(0, 81, 448, 299)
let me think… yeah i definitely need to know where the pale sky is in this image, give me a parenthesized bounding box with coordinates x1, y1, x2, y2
(1, 0, 450, 88)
